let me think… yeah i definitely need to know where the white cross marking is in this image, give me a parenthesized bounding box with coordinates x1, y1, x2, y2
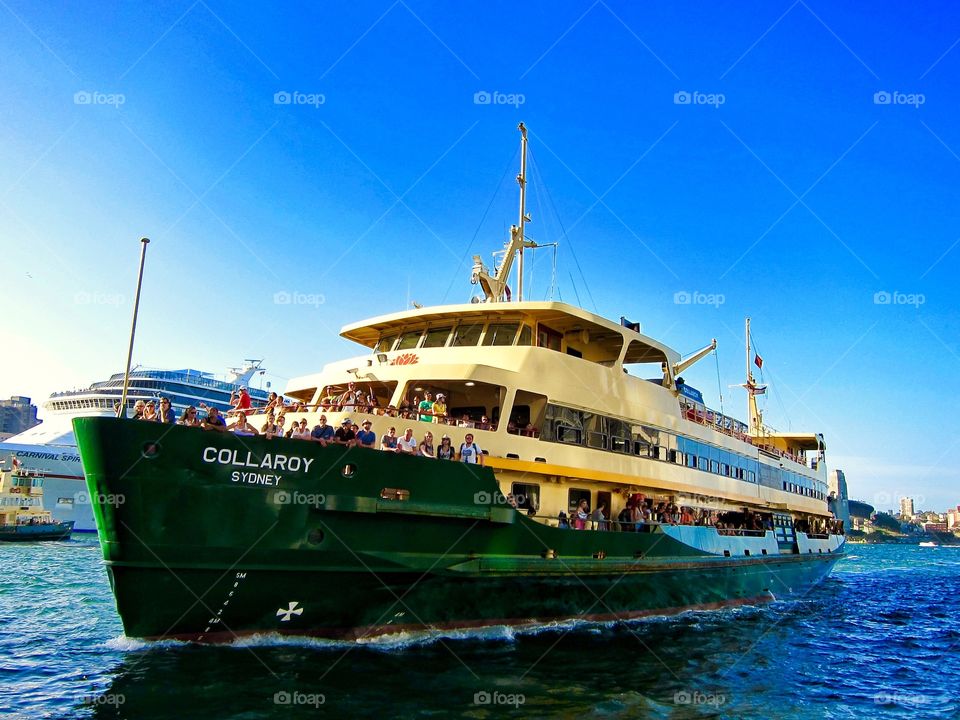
(277, 601, 303, 622)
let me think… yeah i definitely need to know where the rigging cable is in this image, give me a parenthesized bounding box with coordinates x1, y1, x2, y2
(529, 146, 598, 313)
(714, 346, 724, 419)
(441, 145, 519, 304)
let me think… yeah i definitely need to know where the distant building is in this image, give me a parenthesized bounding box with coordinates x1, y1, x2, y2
(828, 469, 850, 530)
(0, 396, 39, 437)
(947, 507, 960, 530)
(922, 521, 947, 533)
(899, 497, 915, 519)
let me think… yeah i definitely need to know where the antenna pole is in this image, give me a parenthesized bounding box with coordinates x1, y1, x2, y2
(118, 238, 150, 418)
(516, 122, 528, 302)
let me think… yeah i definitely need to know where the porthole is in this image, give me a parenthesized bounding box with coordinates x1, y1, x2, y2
(141, 442, 161, 459)
(342, 464, 356, 478)
(307, 528, 325, 545)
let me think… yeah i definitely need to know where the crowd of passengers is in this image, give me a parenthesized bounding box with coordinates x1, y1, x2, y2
(126, 391, 487, 464)
(551, 493, 844, 535)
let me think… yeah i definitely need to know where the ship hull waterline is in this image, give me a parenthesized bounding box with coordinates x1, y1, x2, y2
(74, 418, 843, 643)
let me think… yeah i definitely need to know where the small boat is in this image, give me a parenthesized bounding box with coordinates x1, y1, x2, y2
(0, 456, 74, 542)
(918, 541, 939, 548)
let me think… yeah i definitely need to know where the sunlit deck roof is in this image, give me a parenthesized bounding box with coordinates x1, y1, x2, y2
(340, 301, 679, 365)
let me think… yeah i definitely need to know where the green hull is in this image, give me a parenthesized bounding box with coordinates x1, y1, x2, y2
(74, 418, 842, 642)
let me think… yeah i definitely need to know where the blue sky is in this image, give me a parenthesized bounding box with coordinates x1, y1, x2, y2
(1, 1, 958, 510)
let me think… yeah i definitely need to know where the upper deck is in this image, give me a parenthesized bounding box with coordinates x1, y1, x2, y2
(340, 301, 679, 369)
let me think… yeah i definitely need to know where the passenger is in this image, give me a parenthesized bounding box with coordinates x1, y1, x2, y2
(158, 398, 176, 424)
(522, 423, 538, 437)
(260, 412, 279, 438)
(274, 415, 288, 439)
(680, 507, 694, 525)
(418, 392, 435, 422)
(397, 428, 418, 455)
(380, 426, 399, 452)
(458, 414, 474, 428)
(574, 499, 589, 530)
(356, 420, 377, 448)
(477, 415, 491, 431)
(458, 433, 483, 465)
(290, 418, 311, 439)
(334, 418, 356, 447)
(178, 406, 200, 427)
(236, 387, 252, 412)
(142, 400, 158, 421)
(617, 505, 632, 532)
(311, 416, 335, 447)
(437, 435, 455, 460)
(418, 431, 436, 458)
(265, 392, 279, 412)
(507, 420, 518, 434)
(228, 411, 259, 436)
(432, 393, 447, 423)
(201, 407, 228, 432)
(132, 399, 146, 419)
(591, 503, 607, 531)
(557, 511, 570, 529)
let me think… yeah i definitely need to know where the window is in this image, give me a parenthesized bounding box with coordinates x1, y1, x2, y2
(698, 456, 709, 471)
(453, 323, 483, 347)
(511, 483, 540, 513)
(537, 325, 562, 351)
(396, 330, 423, 350)
(483, 323, 519, 346)
(517, 325, 533, 346)
(422, 327, 452, 348)
(375, 335, 398, 353)
(587, 431, 607, 450)
(568, 488, 591, 512)
(710, 460, 720, 474)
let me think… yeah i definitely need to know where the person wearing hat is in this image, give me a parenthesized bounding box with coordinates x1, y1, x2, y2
(436, 434, 455, 460)
(356, 419, 376, 448)
(432, 393, 447, 423)
(334, 418, 356, 447)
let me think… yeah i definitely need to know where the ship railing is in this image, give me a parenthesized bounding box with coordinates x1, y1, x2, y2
(681, 403, 811, 467)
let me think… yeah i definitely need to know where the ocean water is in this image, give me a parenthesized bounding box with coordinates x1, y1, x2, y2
(1, 540, 958, 719)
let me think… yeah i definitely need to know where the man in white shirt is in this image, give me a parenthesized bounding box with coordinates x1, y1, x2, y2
(397, 427, 418, 455)
(459, 433, 483, 465)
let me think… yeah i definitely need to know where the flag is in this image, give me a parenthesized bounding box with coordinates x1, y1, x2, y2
(749, 384, 767, 396)
(754, 354, 763, 369)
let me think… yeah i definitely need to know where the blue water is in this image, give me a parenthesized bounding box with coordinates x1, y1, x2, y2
(1, 540, 958, 719)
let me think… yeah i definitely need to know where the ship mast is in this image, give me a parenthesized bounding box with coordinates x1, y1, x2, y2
(471, 122, 536, 303)
(745, 317, 763, 435)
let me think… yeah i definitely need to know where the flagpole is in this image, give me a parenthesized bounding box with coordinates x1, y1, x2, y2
(117, 238, 150, 418)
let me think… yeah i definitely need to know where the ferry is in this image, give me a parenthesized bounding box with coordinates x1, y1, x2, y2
(75, 124, 846, 642)
(1, 362, 270, 532)
(0, 456, 74, 542)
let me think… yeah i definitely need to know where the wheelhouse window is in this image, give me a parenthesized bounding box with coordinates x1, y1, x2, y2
(422, 327, 452, 348)
(517, 325, 533, 346)
(396, 329, 423, 350)
(452, 323, 483, 347)
(537, 325, 562, 351)
(482, 323, 519, 346)
(375, 334, 398, 353)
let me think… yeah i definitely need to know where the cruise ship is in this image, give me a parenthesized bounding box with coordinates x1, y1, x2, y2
(1, 362, 269, 531)
(75, 124, 846, 642)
